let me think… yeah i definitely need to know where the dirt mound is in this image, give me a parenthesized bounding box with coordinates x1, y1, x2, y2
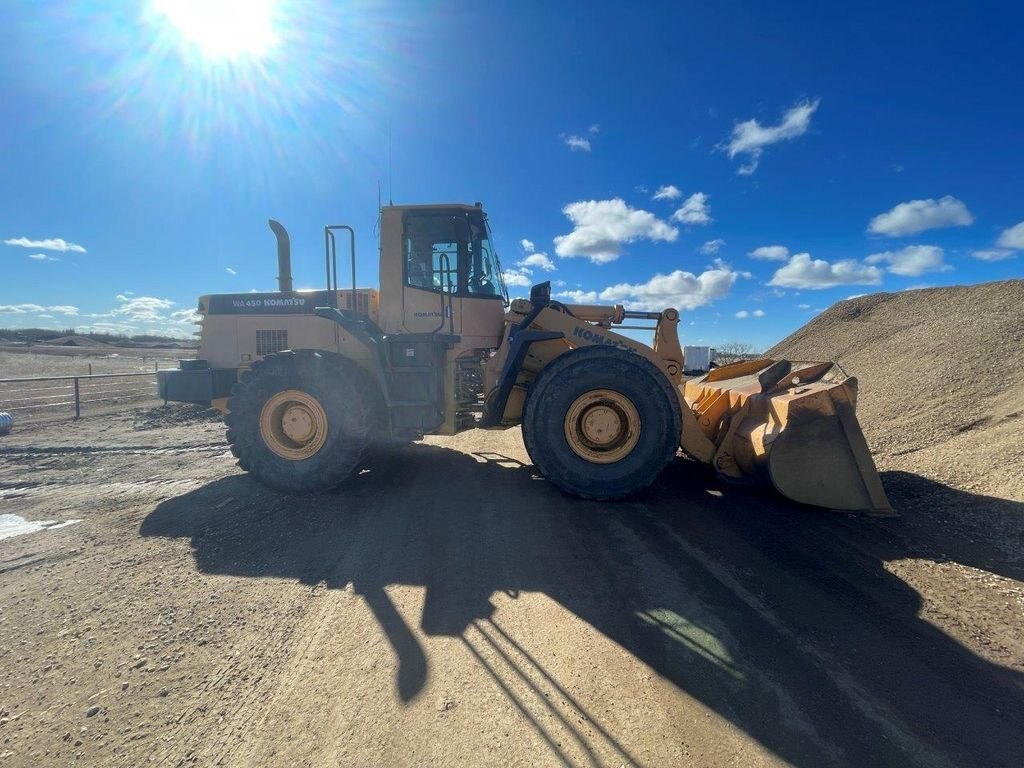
(134, 403, 224, 430)
(43, 335, 114, 347)
(770, 279, 1024, 498)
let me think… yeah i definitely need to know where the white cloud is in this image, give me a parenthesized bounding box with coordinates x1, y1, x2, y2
(737, 160, 758, 176)
(699, 238, 725, 255)
(169, 308, 201, 324)
(28, 253, 60, 262)
(671, 192, 712, 225)
(518, 253, 556, 271)
(557, 260, 747, 312)
(865, 245, 949, 276)
(748, 245, 790, 261)
(226, 267, 237, 275)
(37, 314, 53, 319)
(597, 259, 744, 311)
(0, 303, 47, 314)
(797, 303, 811, 310)
(4, 236, 86, 253)
(516, 238, 555, 271)
(564, 135, 591, 152)
(48, 305, 79, 315)
(735, 310, 749, 319)
(753, 309, 765, 317)
(868, 196, 974, 236)
(502, 268, 533, 287)
(554, 198, 678, 264)
(505, 254, 556, 286)
(971, 248, 1017, 262)
(725, 99, 820, 175)
(997, 221, 1024, 249)
(652, 184, 682, 201)
(768, 253, 883, 289)
(589, 124, 600, 134)
(112, 295, 175, 321)
(555, 289, 600, 303)
(75, 321, 142, 335)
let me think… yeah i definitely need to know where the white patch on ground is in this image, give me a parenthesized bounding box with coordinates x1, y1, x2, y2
(0, 514, 81, 540)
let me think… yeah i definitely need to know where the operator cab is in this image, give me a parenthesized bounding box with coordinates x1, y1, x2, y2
(379, 203, 508, 341)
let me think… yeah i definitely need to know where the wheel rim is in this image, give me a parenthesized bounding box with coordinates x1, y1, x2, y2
(259, 389, 329, 460)
(563, 389, 641, 464)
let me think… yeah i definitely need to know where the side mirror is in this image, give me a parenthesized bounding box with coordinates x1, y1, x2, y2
(529, 281, 551, 307)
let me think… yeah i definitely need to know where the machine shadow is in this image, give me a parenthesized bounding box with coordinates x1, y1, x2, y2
(141, 443, 1024, 768)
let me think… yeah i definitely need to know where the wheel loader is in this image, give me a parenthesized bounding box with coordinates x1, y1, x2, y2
(158, 203, 891, 513)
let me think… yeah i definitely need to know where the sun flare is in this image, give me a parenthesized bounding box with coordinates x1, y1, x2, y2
(152, 0, 279, 60)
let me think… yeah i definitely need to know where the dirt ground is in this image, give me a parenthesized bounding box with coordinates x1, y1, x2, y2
(1, 404, 1021, 767)
(0, 349, 193, 379)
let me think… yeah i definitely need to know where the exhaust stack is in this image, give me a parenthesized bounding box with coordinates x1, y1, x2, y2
(268, 219, 293, 293)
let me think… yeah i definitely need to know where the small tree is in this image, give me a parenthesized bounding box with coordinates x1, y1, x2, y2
(714, 341, 757, 366)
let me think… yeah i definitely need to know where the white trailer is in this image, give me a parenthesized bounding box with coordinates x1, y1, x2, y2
(683, 345, 711, 374)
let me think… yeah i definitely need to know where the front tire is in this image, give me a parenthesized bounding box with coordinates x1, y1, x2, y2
(522, 346, 681, 500)
(225, 351, 370, 493)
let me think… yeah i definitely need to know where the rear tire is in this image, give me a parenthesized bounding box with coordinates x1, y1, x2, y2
(225, 351, 370, 493)
(522, 346, 680, 500)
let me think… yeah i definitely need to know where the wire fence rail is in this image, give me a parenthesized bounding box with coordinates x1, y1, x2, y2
(0, 371, 167, 420)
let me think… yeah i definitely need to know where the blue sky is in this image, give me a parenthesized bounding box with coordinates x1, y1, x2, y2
(2, 0, 1022, 348)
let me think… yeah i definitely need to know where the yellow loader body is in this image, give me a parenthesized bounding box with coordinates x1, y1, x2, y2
(160, 205, 889, 511)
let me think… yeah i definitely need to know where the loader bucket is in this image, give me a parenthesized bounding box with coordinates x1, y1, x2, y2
(681, 360, 892, 515)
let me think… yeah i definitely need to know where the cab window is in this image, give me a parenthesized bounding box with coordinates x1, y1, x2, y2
(404, 215, 459, 294)
(465, 218, 505, 299)
(403, 211, 507, 302)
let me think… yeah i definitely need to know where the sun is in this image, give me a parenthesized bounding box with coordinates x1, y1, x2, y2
(152, 0, 279, 60)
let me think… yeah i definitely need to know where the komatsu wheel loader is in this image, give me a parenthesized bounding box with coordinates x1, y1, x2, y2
(159, 203, 891, 512)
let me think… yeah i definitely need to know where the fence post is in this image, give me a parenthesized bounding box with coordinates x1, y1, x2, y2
(73, 377, 81, 419)
(88, 362, 93, 376)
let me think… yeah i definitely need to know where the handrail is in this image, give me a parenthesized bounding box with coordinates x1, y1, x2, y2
(432, 252, 453, 334)
(324, 224, 357, 312)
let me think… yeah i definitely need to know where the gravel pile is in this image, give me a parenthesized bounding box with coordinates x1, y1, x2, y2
(770, 279, 1024, 498)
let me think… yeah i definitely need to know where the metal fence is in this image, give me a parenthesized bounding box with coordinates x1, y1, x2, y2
(0, 371, 164, 420)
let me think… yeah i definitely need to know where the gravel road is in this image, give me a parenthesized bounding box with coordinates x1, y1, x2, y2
(1, 405, 1022, 767)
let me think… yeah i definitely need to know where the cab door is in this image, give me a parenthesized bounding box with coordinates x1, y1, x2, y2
(399, 214, 463, 335)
